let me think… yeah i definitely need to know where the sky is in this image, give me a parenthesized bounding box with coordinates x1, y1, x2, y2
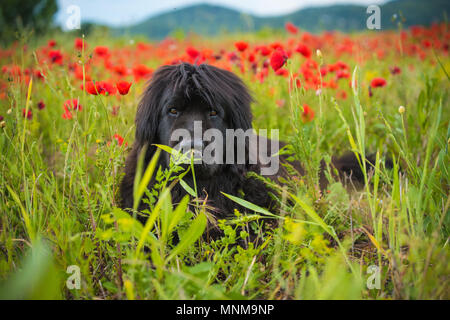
(55, 0, 388, 28)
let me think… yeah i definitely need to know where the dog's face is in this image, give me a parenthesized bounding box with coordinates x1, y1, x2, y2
(135, 63, 253, 178)
(158, 94, 228, 177)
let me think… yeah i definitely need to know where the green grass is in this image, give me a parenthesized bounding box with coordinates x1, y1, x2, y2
(0, 28, 449, 300)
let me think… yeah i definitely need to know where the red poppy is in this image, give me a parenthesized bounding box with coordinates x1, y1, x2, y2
(186, 47, 200, 59)
(390, 66, 401, 75)
(132, 64, 153, 81)
(96, 81, 117, 95)
(116, 81, 132, 95)
(85, 81, 98, 95)
(275, 68, 289, 77)
(94, 46, 109, 57)
(235, 41, 248, 52)
(48, 50, 63, 64)
(113, 65, 129, 76)
(64, 99, 82, 111)
(270, 48, 288, 72)
(295, 43, 312, 58)
(371, 77, 387, 88)
(37, 100, 45, 110)
(85, 81, 117, 96)
(422, 39, 432, 48)
(227, 52, 238, 62)
(336, 69, 350, 79)
(301, 104, 315, 123)
(34, 69, 45, 80)
(74, 38, 85, 51)
(22, 108, 32, 120)
(259, 46, 271, 56)
(48, 40, 57, 47)
(270, 42, 283, 50)
(62, 109, 73, 119)
(285, 22, 299, 34)
(113, 133, 127, 147)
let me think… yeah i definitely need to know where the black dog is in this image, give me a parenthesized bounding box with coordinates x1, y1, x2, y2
(120, 63, 373, 236)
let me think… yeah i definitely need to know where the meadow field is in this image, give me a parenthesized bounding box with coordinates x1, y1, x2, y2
(0, 23, 448, 300)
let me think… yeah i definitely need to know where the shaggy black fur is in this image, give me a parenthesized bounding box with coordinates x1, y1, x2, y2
(120, 63, 380, 237)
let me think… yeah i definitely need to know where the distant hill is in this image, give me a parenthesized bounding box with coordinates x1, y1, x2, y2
(118, 0, 450, 39)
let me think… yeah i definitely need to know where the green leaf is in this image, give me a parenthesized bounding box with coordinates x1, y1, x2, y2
(133, 148, 161, 210)
(154, 144, 176, 155)
(166, 195, 190, 236)
(167, 212, 206, 262)
(288, 192, 333, 236)
(112, 207, 144, 236)
(222, 192, 320, 226)
(180, 179, 197, 197)
(221, 192, 278, 218)
(135, 188, 170, 255)
(7, 185, 34, 242)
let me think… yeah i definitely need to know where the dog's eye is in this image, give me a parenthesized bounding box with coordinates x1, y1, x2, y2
(169, 108, 178, 116)
(209, 110, 218, 117)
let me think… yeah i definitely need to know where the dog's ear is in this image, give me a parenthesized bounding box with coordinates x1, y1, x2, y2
(224, 73, 253, 131)
(227, 96, 253, 131)
(135, 65, 175, 146)
(220, 69, 253, 131)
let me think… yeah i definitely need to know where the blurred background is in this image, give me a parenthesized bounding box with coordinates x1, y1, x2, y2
(0, 0, 449, 301)
(1, 0, 449, 45)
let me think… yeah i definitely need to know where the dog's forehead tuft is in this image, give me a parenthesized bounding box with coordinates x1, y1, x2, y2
(169, 91, 224, 114)
(171, 64, 228, 103)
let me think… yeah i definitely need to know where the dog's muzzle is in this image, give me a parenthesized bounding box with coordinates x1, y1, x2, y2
(174, 138, 204, 164)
